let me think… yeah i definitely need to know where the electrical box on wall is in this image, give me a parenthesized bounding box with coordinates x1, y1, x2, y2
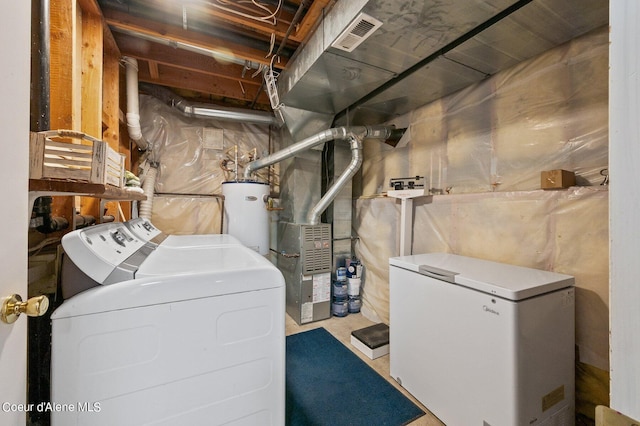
(541, 169, 576, 189)
(203, 127, 224, 150)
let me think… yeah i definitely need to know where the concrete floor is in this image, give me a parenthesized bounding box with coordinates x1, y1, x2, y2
(285, 312, 444, 426)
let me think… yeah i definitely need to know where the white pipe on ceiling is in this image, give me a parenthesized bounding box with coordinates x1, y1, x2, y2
(122, 56, 148, 150)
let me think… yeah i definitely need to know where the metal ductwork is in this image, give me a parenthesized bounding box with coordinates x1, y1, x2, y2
(245, 127, 354, 179)
(245, 125, 396, 180)
(245, 125, 400, 223)
(276, 0, 609, 127)
(139, 82, 279, 126)
(307, 134, 361, 225)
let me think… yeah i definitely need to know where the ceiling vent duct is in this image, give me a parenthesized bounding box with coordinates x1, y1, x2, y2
(331, 12, 382, 53)
(278, 0, 608, 128)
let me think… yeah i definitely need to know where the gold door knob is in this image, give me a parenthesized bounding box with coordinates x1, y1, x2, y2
(1, 294, 49, 324)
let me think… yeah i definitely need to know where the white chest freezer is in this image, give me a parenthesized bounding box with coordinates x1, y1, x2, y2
(389, 253, 575, 426)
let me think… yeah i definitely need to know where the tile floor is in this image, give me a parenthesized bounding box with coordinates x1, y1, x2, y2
(285, 312, 444, 426)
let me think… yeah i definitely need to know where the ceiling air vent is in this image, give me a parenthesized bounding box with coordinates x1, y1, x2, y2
(331, 12, 382, 53)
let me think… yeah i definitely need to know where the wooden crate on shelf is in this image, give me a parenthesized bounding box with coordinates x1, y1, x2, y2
(29, 130, 125, 188)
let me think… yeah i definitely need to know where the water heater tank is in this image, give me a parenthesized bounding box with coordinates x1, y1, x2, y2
(222, 181, 270, 255)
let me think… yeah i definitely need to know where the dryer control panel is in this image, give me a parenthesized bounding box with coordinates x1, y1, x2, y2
(125, 217, 166, 244)
(62, 220, 154, 285)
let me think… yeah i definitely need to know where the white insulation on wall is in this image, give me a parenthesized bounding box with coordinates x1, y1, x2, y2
(354, 26, 609, 375)
(138, 95, 275, 234)
(356, 188, 608, 367)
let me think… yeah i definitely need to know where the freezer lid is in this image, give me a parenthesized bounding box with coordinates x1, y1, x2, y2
(389, 253, 574, 300)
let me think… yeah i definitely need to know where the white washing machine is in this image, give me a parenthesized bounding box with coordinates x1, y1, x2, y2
(51, 218, 285, 426)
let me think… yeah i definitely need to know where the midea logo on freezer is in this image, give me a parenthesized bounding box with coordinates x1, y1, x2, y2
(482, 305, 500, 316)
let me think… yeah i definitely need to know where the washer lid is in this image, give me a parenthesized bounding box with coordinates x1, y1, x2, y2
(124, 218, 243, 248)
(135, 244, 266, 277)
(51, 251, 284, 319)
(160, 233, 242, 248)
(389, 253, 574, 301)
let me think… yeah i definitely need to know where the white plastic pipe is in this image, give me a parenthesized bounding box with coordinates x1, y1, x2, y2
(122, 56, 147, 150)
(139, 165, 158, 220)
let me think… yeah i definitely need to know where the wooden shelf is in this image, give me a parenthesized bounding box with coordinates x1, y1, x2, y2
(29, 179, 146, 201)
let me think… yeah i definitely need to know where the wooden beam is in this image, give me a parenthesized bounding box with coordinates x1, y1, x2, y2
(114, 33, 263, 87)
(50, 0, 76, 130)
(184, 3, 303, 44)
(48, 0, 80, 227)
(81, 10, 103, 140)
(137, 63, 270, 106)
(103, 8, 287, 68)
(76, 0, 101, 16)
(73, 6, 82, 133)
(102, 42, 120, 150)
(295, 0, 334, 43)
(138, 0, 301, 44)
(76, 0, 121, 59)
(148, 60, 160, 80)
(80, 9, 104, 219)
(103, 43, 126, 222)
(29, 179, 146, 201)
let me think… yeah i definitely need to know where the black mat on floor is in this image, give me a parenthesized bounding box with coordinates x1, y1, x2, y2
(286, 327, 425, 426)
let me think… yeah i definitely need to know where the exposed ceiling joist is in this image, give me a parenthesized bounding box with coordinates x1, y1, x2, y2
(113, 32, 263, 85)
(96, 0, 335, 111)
(137, 62, 270, 106)
(103, 7, 288, 68)
(181, 2, 304, 43)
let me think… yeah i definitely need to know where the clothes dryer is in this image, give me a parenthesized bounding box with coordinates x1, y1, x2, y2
(51, 219, 285, 426)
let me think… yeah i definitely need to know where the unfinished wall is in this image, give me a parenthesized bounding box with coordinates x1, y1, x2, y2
(138, 95, 276, 234)
(353, 27, 609, 420)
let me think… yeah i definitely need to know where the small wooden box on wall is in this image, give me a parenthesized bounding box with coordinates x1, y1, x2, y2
(541, 169, 576, 189)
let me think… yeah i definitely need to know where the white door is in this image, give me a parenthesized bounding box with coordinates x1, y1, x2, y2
(0, 2, 32, 425)
(610, 0, 640, 419)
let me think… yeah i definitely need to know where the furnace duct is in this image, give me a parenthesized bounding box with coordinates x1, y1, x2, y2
(139, 82, 279, 126)
(307, 135, 361, 225)
(245, 125, 400, 224)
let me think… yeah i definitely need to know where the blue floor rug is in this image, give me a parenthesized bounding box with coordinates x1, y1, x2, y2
(286, 327, 425, 426)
